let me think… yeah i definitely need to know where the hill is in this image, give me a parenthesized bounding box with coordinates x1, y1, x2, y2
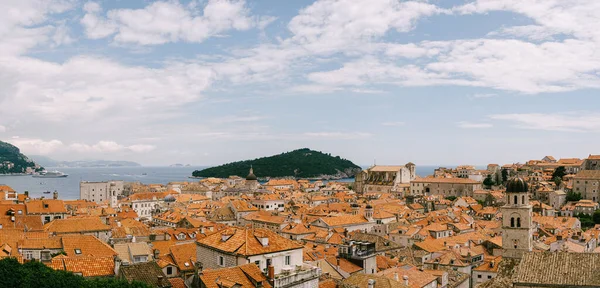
(30, 156, 141, 168)
(192, 148, 361, 179)
(0, 141, 41, 174)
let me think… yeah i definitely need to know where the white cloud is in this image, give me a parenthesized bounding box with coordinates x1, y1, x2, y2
(0, 125, 5, 133)
(288, 0, 445, 54)
(457, 121, 493, 129)
(489, 25, 559, 41)
(6, 137, 64, 155)
(0, 56, 214, 122)
(489, 112, 600, 132)
(471, 93, 497, 99)
(381, 122, 405, 127)
(70, 141, 155, 153)
(302, 132, 372, 139)
(81, 0, 263, 45)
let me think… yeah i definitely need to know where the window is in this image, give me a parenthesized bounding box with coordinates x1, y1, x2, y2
(24, 251, 33, 260)
(166, 267, 173, 275)
(74, 249, 82, 255)
(510, 217, 514, 227)
(514, 196, 518, 205)
(218, 256, 225, 266)
(255, 260, 260, 267)
(522, 195, 525, 204)
(488, 275, 492, 279)
(517, 218, 521, 228)
(477, 275, 482, 279)
(285, 255, 291, 266)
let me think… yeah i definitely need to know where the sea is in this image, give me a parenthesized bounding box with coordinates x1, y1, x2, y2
(0, 165, 447, 200)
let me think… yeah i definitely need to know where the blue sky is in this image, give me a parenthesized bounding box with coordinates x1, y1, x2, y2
(1, 0, 600, 166)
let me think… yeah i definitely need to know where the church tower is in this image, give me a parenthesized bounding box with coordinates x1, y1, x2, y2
(245, 166, 259, 191)
(501, 177, 534, 259)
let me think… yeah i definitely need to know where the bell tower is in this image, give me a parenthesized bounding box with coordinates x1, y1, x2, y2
(501, 177, 533, 259)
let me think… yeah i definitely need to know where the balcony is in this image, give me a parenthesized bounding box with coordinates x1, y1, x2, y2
(273, 265, 321, 288)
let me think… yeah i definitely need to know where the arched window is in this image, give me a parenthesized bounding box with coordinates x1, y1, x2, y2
(514, 195, 518, 205)
(517, 218, 521, 228)
(522, 195, 525, 204)
(510, 217, 515, 227)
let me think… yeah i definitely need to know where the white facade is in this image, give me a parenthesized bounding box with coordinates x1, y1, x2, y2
(252, 199, 285, 211)
(80, 181, 124, 207)
(131, 199, 161, 221)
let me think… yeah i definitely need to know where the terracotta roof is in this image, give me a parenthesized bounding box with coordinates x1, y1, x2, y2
(18, 237, 62, 249)
(377, 266, 437, 288)
(411, 178, 480, 184)
(574, 170, 600, 179)
(25, 200, 67, 214)
(196, 227, 303, 256)
(317, 214, 369, 227)
(169, 242, 196, 271)
(61, 235, 117, 257)
(514, 252, 600, 286)
(48, 256, 115, 277)
(200, 263, 271, 288)
(119, 261, 171, 288)
(44, 217, 110, 233)
(168, 278, 186, 288)
(342, 273, 409, 288)
(326, 256, 362, 274)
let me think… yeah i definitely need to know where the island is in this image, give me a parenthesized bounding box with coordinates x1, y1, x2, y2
(29, 155, 141, 168)
(0, 141, 41, 174)
(192, 148, 361, 179)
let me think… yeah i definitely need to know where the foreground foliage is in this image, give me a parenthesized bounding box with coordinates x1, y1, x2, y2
(0, 258, 150, 288)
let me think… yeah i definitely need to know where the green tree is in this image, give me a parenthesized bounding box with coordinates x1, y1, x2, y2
(576, 213, 595, 228)
(0, 258, 150, 288)
(566, 191, 582, 202)
(553, 176, 562, 187)
(593, 209, 600, 225)
(552, 166, 567, 180)
(483, 175, 495, 188)
(445, 196, 457, 201)
(501, 169, 509, 183)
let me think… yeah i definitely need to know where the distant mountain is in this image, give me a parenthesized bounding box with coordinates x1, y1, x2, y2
(192, 148, 361, 179)
(29, 156, 141, 168)
(0, 141, 41, 174)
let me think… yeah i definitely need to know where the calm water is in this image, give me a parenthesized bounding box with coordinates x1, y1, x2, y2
(0, 165, 446, 200)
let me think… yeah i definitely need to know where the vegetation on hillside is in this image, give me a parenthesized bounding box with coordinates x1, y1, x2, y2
(0, 258, 149, 288)
(192, 148, 361, 179)
(0, 141, 41, 173)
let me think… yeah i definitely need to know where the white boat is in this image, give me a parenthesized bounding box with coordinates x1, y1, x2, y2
(32, 170, 68, 178)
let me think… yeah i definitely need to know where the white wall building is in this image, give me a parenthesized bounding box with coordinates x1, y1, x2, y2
(80, 181, 124, 207)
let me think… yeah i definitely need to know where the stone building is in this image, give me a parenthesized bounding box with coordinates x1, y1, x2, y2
(501, 177, 534, 259)
(354, 163, 416, 194)
(572, 170, 600, 202)
(409, 178, 482, 197)
(80, 180, 124, 207)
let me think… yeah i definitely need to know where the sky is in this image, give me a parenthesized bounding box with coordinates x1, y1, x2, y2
(1, 0, 600, 166)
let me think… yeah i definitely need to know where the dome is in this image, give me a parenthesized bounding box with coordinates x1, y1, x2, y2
(164, 194, 176, 202)
(506, 177, 529, 193)
(246, 167, 257, 181)
(365, 204, 373, 209)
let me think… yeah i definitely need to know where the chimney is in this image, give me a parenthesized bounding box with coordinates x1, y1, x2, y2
(393, 272, 399, 281)
(157, 275, 164, 284)
(336, 257, 341, 269)
(268, 265, 275, 282)
(154, 249, 160, 259)
(24, 191, 29, 197)
(368, 279, 376, 288)
(403, 275, 409, 286)
(53, 191, 58, 200)
(195, 261, 203, 277)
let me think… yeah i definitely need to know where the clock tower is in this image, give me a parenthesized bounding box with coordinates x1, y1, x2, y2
(501, 177, 534, 259)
